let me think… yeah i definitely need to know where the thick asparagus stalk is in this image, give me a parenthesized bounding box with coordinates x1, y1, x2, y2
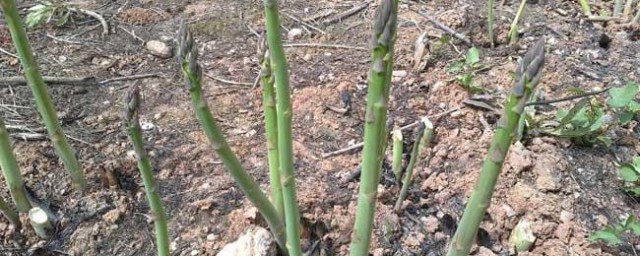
(446, 38, 545, 256)
(258, 35, 285, 217)
(349, 0, 399, 255)
(0, 118, 31, 212)
(122, 85, 169, 256)
(262, 1, 303, 255)
(0, 0, 87, 190)
(177, 23, 287, 252)
(0, 195, 19, 227)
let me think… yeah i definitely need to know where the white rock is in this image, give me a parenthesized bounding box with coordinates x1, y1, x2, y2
(287, 28, 304, 41)
(392, 70, 408, 77)
(146, 40, 173, 59)
(216, 226, 276, 256)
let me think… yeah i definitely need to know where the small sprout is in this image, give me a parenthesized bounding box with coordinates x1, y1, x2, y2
(447, 47, 485, 93)
(618, 157, 640, 196)
(510, 219, 536, 252)
(589, 215, 640, 245)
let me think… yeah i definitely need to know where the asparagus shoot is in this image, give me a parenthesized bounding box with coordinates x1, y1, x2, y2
(446, 38, 545, 256)
(258, 35, 285, 217)
(177, 22, 287, 252)
(0, 117, 31, 212)
(349, 0, 399, 255)
(0, 0, 87, 190)
(122, 84, 170, 256)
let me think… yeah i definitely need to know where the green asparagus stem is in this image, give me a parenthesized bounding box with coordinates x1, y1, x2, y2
(0, 195, 19, 227)
(0, 0, 87, 190)
(487, 0, 495, 47)
(258, 35, 284, 217)
(578, 0, 592, 16)
(177, 23, 287, 252)
(394, 119, 433, 212)
(446, 38, 545, 256)
(349, 0, 398, 255)
(508, 0, 527, 44)
(0, 118, 31, 212)
(391, 129, 403, 183)
(122, 85, 169, 256)
(614, 0, 624, 16)
(262, 1, 302, 255)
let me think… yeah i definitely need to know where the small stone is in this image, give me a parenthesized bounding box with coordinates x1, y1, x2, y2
(216, 226, 276, 256)
(560, 210, 573, 223)
(191, 250, 200, 256)
(421, 216, 439, 233)
(146, 40, 173, 58)
(207, 234, 217, 241)
(392, 70, 408, 77)
(103, 208, 122, 223)
(287, 28, 304, 41)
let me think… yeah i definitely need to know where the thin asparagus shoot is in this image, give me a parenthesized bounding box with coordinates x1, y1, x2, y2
(122, 84, 169, 256)
(508, 0, 527, 44)
(258, 35, 284, 217)
(487, 0, 495, 47)
(578, 0, 592, 16)
(0, 0, 87, 190)
(614, 0, 624, 16)
(394, 118, 433, 212)
(391, 129, 403, 183)
(395, 118, 434, 210)
(446, 38, 545, 256)
(263, 1, 303, 254)
(0, 117, 31, 212)
(349, 0, 399, 255)
(0, 195, 19, 227)
(177, 22, 287, 252)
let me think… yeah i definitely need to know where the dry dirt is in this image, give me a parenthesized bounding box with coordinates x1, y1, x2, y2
(1, 0, 639, 255)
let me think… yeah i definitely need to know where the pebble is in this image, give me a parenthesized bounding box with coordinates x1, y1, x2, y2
(191, 250, 200, 256)
(287, 28, 304, 41)
(146, 40, 173, 59)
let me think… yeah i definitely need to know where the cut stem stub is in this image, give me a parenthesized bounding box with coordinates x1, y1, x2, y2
(29, 207, 54, 239)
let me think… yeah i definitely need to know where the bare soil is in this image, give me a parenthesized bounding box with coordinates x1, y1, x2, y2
(1, 0, 639, 255)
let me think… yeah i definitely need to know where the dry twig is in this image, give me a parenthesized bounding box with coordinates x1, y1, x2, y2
(416, 10, 473, 46)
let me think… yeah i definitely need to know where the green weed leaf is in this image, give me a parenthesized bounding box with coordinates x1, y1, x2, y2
(588, 228, 623, 245)
(465, 47, 480, 65)
(607, 83, 639, 108)
(619, 164, 639, 182)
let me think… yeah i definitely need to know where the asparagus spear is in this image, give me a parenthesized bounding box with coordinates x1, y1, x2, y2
(122, 85, 170, 256)
(394, 120, 427, 212)
(508, 0, 527, 44)
(391, 129, 403, 183)
(0, 195, 19, 227)
(177, 22, 287, 252)
(349, 0, 399, 255)
(446, 38, 545, 256)
(262, 1, 303, 254)
(0, 117, 31, 212)
(487, 0, 495, 47)
(394, 118, 434, 212)
(258, 35, 285, 218)
(0, 0, 87, 190)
